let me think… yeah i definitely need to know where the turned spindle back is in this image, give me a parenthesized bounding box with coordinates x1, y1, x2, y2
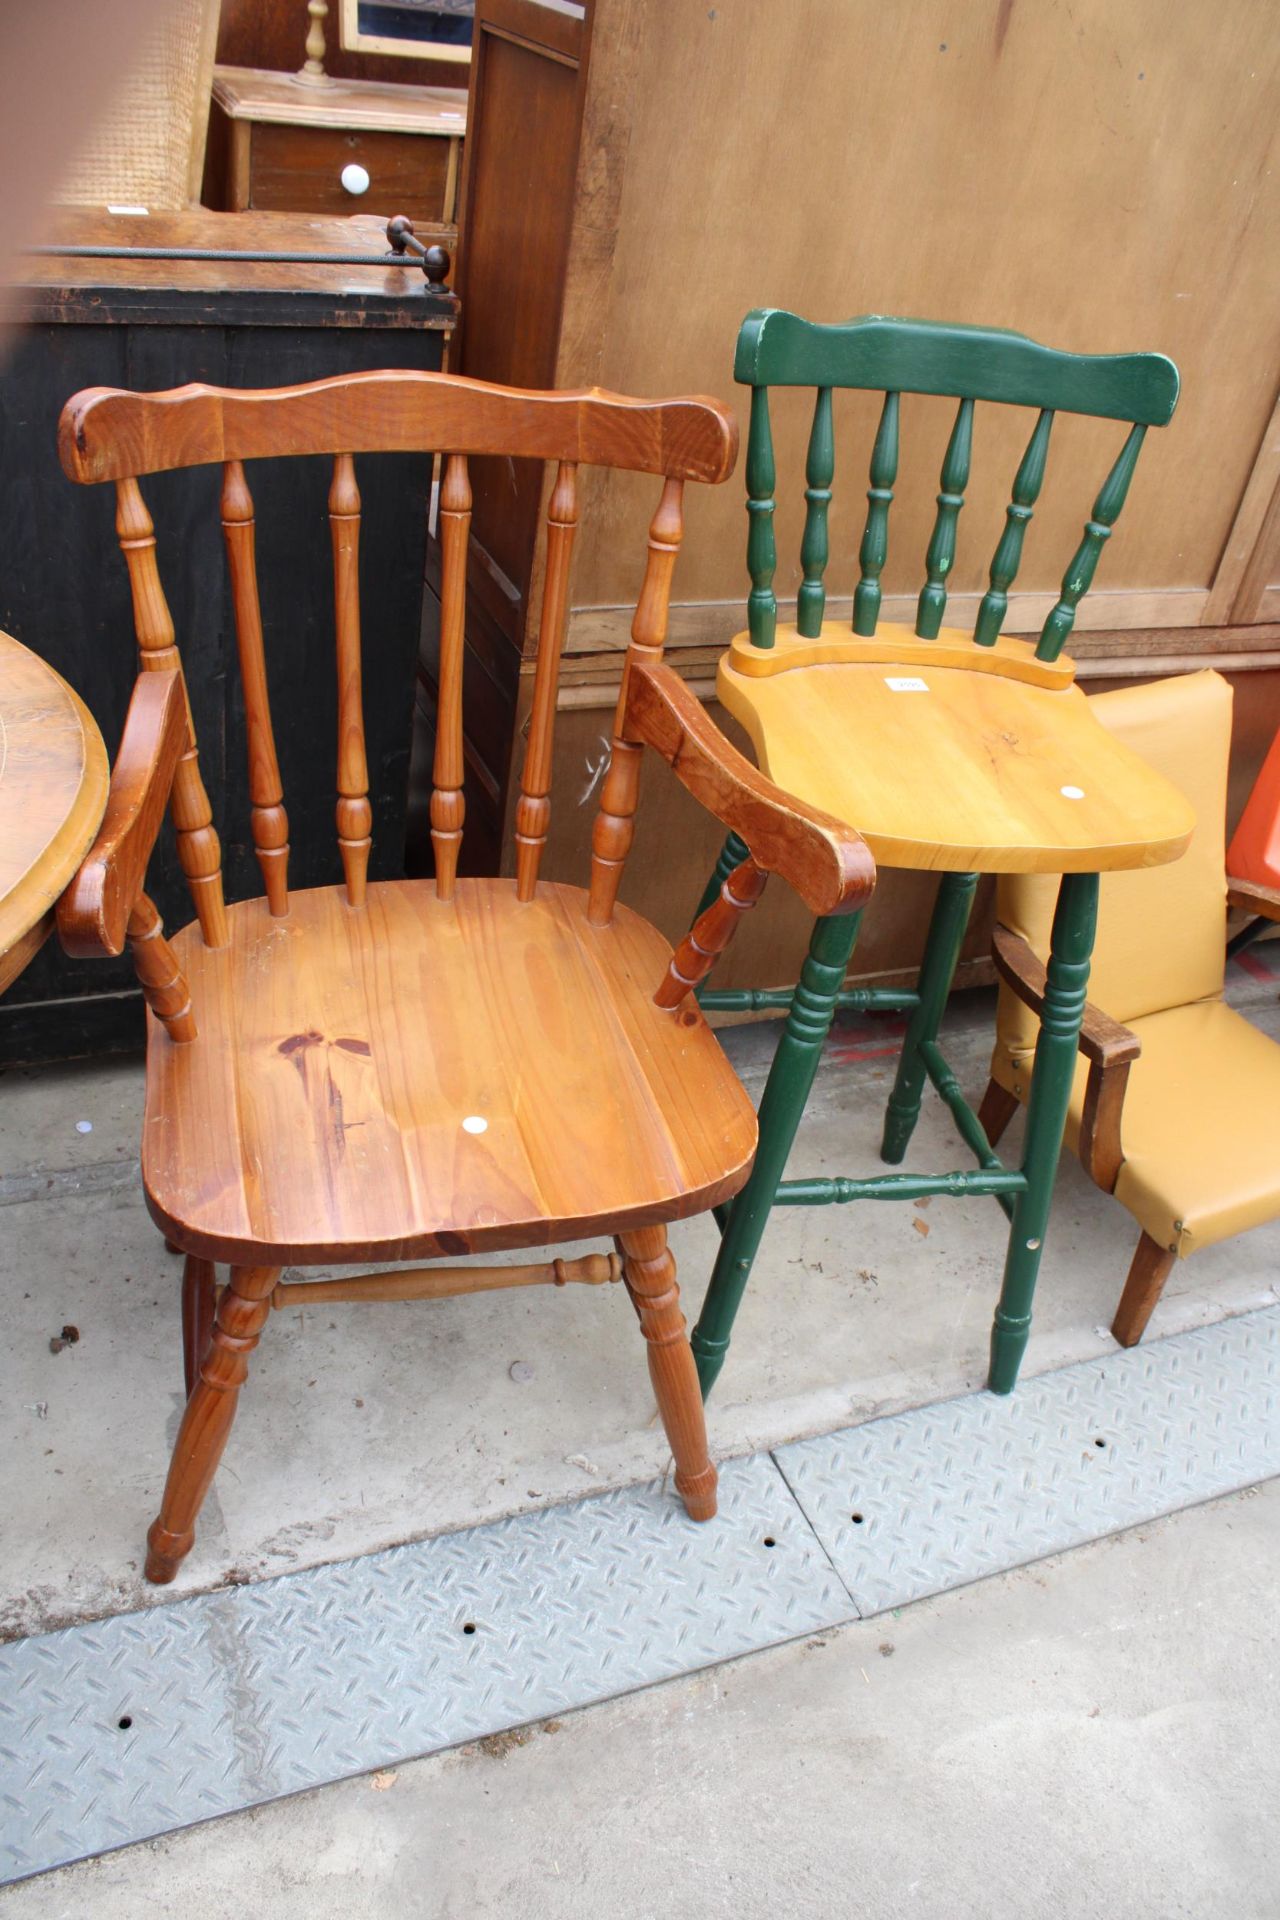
(734, 311, 1180, 661)
(59, 370, 737, 943)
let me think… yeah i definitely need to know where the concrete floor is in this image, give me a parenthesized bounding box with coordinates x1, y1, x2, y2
(2, 956, 1279, 1910)
(2, 967, 1278, 1639)
(3, 1480, 1276, 1918)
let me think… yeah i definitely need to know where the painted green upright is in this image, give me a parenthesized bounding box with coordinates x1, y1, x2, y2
(690, 309, 1181, 1400)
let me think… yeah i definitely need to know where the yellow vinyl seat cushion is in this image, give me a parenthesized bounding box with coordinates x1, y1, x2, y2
(989, 668, 1280, 1256)
(1107, 1000, 1280, 1256)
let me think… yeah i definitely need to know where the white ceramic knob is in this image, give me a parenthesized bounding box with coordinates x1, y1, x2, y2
(340, 163, 371, 196)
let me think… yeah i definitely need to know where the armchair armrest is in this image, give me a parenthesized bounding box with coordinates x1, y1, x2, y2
(626, 660, 875, 917)
(57, 670, 185, 958)
(991, 923, 1140, 1068)
(991, 921, 1139, 1191)
(1227, 876, 1280, 923)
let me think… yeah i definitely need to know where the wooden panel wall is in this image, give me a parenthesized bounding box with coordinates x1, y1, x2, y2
(555, 0, 1280, 646)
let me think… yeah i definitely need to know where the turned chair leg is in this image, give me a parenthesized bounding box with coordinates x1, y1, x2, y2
(145, 1264, 279, 1583)
(618, 1225, 717, 1521)
(180, 1255, 218, 1399)
(977, 1079, 1021, 1150)
(988, 872, 1099, 1394)
(1111, 1231, 1177, 1347)
(882, 871, 979, 1164)
(691, 909, 864, 1397)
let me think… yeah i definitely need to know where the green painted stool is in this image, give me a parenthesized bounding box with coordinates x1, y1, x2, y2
(686, 311, 1195, 1398)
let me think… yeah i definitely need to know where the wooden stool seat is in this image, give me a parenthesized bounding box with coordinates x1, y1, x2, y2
(717, 623, 1194, 875)
(142, 879, 758, 1266)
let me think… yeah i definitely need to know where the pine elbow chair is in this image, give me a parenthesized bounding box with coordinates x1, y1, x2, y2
(54, 368, 874, 1584)
(683, 310, 1195, 1400)
(978, 668, 1280, 1346)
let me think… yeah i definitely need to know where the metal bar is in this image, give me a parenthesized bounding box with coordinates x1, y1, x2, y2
(27, 245, 440, 268)
(774, 1168, 1027, 1205)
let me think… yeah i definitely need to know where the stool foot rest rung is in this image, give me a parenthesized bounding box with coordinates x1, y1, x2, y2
(773, 1168, 1026, 1206)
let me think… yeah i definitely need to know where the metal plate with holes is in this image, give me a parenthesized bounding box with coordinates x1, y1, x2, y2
(0, 1455, 851, 1883)
(776, 1307, 1280, 1617)
(3, 1309, 1278, 1884)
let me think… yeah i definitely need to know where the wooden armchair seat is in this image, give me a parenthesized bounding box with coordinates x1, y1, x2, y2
(144, 878, 756, 1267)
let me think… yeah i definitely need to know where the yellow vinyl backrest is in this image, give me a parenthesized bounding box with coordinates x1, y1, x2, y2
(995, 669, 1231, 1059)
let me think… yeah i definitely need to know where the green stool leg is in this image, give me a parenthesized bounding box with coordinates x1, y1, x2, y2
(691, 910, 863, 1397)
(988, 870, 1099, 1393)
(880, 871, 978, 1164)
(695, 829, 750, 921)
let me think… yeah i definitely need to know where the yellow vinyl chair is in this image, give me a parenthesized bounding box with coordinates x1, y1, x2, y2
(978, 668, 1280, 1345)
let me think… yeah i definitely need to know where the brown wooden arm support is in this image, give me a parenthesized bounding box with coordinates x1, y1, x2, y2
(991, 921, 1139, 1189)
(1227, 877, 1280, 923)
(58, 669, 185, 957)
(627, 661, 876, 916)
(57, 669, 196, 1043)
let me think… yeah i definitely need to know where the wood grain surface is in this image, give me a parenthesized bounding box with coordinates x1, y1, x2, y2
(141, 879, 758, 1265)
(627, 661, 875, 915)
(56, 669, 186, 958)
(212, 65, 468, 135)
(563, 0, 1280, 615)
(717, 648, 1196, 874)
(60, 372, 738, 486)
(12, 208, 457, 316)
(0, 632, 109, 992)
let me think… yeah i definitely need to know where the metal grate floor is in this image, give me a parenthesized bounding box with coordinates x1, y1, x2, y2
(3, 1305, 1277, 1884)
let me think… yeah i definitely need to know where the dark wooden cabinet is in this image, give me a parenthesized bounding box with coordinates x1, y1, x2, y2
(0, 208, 456, 1063)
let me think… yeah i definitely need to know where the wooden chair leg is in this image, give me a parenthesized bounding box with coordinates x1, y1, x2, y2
(882, 871, 979, 1163)
(145, 1264, 279, 1584)
(180, 1255, 218, 1399)
(977, 1078, 1020, 1149)
(1111, 1231, 1177, 1348)
(618, 1225, 717, 1521)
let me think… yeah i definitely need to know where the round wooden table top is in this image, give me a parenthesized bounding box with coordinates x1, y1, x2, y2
(0, 630, 109, 993)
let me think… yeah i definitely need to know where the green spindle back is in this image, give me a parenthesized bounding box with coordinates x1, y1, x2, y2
(974, 408, 1054, 647)
(853, 392, 899, 637)
(797, 387, 834, 638)
(915, 398, 974, 639)
(1037, 423, 1147, 661)
(745, 386, 778, 649)
(733, 311, 1179, 662)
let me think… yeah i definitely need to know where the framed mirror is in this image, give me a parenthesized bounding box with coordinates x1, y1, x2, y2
(339, 0, 475, 65)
